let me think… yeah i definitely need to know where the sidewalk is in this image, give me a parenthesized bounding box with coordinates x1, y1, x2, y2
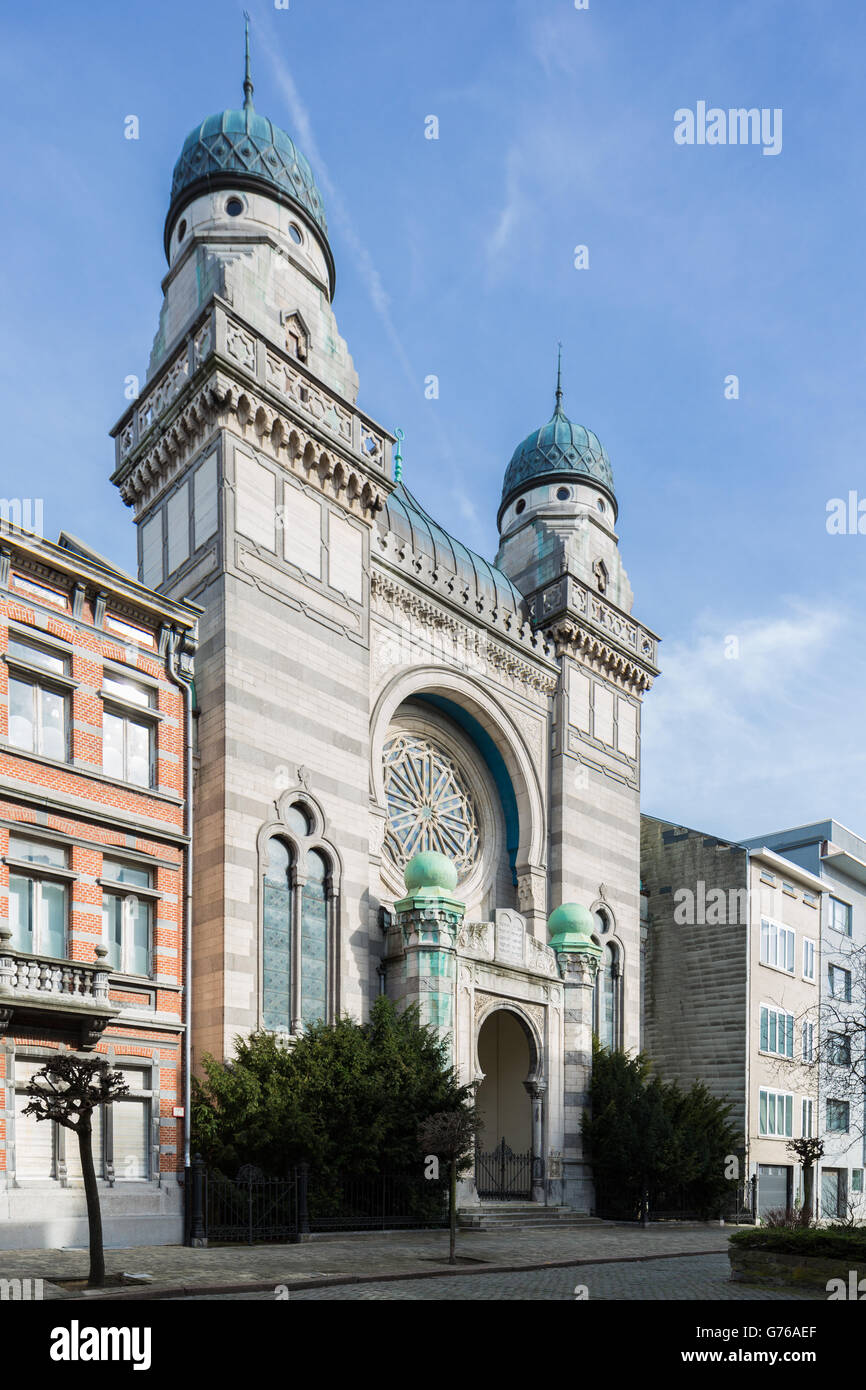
(0, 1222, 734, 1300)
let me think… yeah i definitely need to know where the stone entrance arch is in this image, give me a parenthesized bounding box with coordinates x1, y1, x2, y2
(475, 1004, 546, 1203)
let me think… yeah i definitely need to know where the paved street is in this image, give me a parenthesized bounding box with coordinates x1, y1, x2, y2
(0, 1223, 736, 1298)
(175, 1253, 820, 1301)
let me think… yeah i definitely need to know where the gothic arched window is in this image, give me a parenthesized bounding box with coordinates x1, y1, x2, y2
(259, 796, 338, 1033)
(262, 838, 293, 1034)
(300, 850, 328, 1026)
(594, 941, 622, 1050)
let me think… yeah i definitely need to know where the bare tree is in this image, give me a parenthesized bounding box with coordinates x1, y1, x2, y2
(817, 936, 866, 1140)
(786, 1136, 824, 1225)
(24, 1055, 129, 1287)
(418, 1106, 477, 1265)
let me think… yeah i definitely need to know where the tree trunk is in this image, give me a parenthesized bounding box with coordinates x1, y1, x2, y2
(76, 1116, 105, 1287)
(802, 1164, 814, 1227)
(449, 1159, 457, 1265)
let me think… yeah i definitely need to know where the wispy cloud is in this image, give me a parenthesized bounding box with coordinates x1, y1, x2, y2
(641, 602, 866, 839)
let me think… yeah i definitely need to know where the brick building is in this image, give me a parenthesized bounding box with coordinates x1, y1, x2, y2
(0, 528, 198, 1248)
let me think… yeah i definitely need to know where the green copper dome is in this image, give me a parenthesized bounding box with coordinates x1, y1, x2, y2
(548, 902, 602, 959)
(499, 362, 616, 523)
(164, 21, 329, 263)
(403, 851, 459, 897)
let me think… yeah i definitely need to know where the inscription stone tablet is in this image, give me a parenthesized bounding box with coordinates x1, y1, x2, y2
(494, 909, 525, 965)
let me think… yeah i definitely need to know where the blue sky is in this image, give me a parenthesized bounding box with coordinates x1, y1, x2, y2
(2, 0, 865, 841)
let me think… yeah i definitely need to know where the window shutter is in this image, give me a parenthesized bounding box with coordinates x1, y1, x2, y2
(113, 1099, 150, 1179)
(14, 1063, 54, 1178)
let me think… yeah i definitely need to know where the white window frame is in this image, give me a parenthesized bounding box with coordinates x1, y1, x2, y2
(760, 917, 795, 975)
(802, 936, 816, 981)
(801, 1020, 815, 1063)
(100, 860, 156, 978)
(759, 1003, 794, 1058)
(828, 896, 852, 936)
(759, 1087, 794, 1137)
(828, 963, 852, 1003)
(801, 1097, 814, 1138)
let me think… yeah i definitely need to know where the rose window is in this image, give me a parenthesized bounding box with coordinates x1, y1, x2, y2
(383, 733, 479, 876)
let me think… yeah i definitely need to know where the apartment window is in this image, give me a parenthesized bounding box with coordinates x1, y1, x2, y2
(829, 896, 852, 936)
(826, 1100, 850, 1133)
(760, 918, 794, 974)
(828, 1033, 852, 1067)
(14, 1059, 151, 1182)
(6, 835, 69, 957)
(101, 859, 153, 976)
(802, 937, 816, 981)
(102, 673, 156, 788)
(759, 1088, 793, 1138)
(801, 1098, 814, 1138)
(6, 635, 69, 761)
(853, 1169, 864, 1194)
(828, 963, 852, 1003)
(111, 1067, 152, 1180)
(760, 1005, 794, 1059)
(802, 1021, 815, 1063)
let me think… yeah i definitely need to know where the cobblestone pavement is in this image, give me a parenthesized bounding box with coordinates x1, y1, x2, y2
(176, 1254, 820, 1301)
(0, 1223, 736, 1298)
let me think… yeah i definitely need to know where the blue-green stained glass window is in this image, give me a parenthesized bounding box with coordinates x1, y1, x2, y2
(300, 850, 328, 1026)
(262, 838, 292, 1033)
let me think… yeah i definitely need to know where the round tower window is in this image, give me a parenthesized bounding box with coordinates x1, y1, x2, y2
(288, 223, 303, 245)
(556, 486, 571, 501)
(597, 498, 606, 513)
(514, 498, 526, 515)
(177, 219, 187, 242)
(225, 197, 244, 217)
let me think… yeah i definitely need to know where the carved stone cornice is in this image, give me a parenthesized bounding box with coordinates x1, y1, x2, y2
(113, 366, 388, 522)
(550, 617, 656, 694)
(371, 568, 559, 695)
(528, 574, 659, 694)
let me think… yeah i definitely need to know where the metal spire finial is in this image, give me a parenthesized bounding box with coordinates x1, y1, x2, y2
(243, 12, 255, 111)
(393, 428, 405, 482)
(555, 342, 563, 411)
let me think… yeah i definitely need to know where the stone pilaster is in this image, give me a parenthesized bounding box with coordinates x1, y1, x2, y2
(549, 902, 602, 1213)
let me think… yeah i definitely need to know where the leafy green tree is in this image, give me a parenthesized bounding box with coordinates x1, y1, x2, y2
(418, 1105, 478, 1264)
(583, 1040, 739, 1219)
(193, 998, 474, 1191)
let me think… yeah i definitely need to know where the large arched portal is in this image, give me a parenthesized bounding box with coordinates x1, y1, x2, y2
(475, 1009, 544, 1201)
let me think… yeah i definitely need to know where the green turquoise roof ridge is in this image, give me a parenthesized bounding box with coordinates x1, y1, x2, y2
(403, 851, 459, 897)
(499, 354, 616, 520)
(548, 902, 602, 958)
(164, 17, 328, 255)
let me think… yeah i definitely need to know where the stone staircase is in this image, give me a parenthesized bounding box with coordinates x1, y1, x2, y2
(458, 1202, 606, 1231)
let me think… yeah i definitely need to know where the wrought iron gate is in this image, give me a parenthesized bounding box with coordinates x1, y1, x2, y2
(475, 1138, 532, 1200)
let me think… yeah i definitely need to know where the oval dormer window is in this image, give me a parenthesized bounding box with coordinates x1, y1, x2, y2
(226, 197, 244, 217)
(556, 486, 571, 501)
(515, 498, 526, 515)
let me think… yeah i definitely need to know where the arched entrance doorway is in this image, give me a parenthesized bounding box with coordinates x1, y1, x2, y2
(475, 1008, 545, 1202)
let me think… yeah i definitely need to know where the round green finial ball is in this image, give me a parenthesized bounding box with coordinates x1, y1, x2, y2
(404, 851, 458, 895)
(548, 902, 601, 956)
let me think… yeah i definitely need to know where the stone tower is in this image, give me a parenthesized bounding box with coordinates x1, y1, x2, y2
(495, 354, 660, 1057)
(110, 31, 394, 1066)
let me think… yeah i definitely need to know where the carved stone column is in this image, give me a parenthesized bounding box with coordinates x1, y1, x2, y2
(524, 1079, 547, 1204)
(393, 851, 465, 1060)
(549, 903, 601, 1213)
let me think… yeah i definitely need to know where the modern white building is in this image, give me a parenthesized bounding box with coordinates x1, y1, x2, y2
(741, 820, 866, 1221)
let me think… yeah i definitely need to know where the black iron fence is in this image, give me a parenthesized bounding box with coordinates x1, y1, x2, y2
(475, 1139, 532, 1200)
(186, 1157, 448, 1244)
(593, 1179, 751, 1224)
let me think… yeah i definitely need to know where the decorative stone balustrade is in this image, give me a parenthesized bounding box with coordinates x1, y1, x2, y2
(0, 937, 119, 1047)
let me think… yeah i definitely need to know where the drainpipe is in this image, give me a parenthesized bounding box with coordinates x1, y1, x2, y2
(166, 625, 196, 1180)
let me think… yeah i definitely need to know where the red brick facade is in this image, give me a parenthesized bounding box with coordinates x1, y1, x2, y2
(0, 530, 197, 1242)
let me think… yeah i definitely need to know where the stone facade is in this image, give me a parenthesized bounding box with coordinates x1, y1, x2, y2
(107, 68, 660, 1213)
